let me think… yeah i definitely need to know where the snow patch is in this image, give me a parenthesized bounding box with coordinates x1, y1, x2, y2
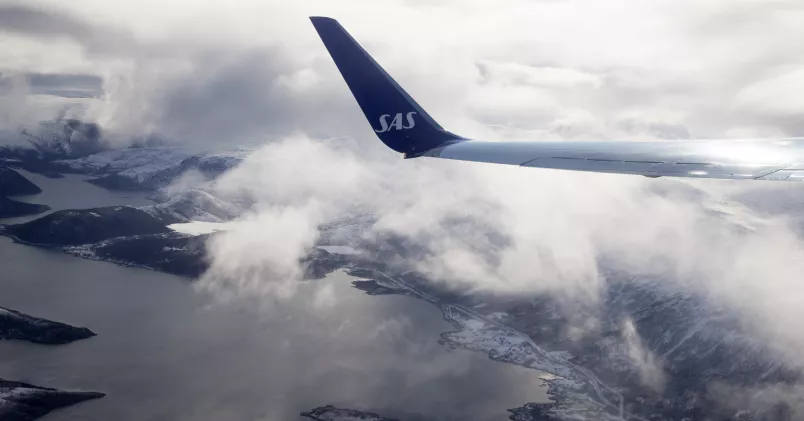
(316, 245, 360, 255)
(168, 221, 236, 235)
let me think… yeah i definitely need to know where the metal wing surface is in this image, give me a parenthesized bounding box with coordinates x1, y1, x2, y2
(427, 138, 804, 180)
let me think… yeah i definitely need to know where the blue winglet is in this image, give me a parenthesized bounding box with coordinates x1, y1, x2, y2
(310, 17, 464, 156)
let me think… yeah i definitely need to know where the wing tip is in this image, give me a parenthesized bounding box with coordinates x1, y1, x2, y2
(310, 16, 338, 25)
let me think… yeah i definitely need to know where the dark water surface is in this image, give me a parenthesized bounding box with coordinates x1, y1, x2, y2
(1, 169, 153, 225)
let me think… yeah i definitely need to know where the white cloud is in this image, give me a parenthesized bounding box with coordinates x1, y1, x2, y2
(736, 66, 804, 117)
(6, 0, 803, 141)
(622, 318, 667, 392)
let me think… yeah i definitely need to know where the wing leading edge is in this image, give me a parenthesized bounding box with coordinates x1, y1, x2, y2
(428, 139, 804, 180)
(310, 16, 804, 181)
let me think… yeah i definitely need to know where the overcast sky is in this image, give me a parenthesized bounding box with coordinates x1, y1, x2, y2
(1, 0, 802, 145)
(3, 0, 804, 412)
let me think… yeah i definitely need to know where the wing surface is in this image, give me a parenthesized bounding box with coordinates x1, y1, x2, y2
(311, 16, 804, 181)
(428, 139, 804, 180)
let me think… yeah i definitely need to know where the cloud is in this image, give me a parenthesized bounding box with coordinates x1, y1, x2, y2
(708, 381, 804, 420)
(735, 66, 804, 133)
(199, 206, 322, 304)
(6, 0, 803, 145)
(0, 71, 102, 98)
(621, 318, 667, 392)
(197, 135, 372, 302)
(0, 5, 137, 56)
(0, 5, 97, 42)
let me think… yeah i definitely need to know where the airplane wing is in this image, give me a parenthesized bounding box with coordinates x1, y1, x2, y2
(310, 16, 804, 181)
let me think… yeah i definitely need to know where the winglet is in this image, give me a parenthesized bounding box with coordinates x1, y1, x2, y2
(310, 17, 464, 156)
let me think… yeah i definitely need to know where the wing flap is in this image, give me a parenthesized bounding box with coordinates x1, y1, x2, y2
(759, 170, 804, 181)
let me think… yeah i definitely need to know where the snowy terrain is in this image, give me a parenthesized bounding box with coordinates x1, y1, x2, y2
(143, 189, 246, 223)
(0, 306, 96, 345)
(54, 148, 192, 176)
(300, 405, 399, 421)
(52, 147, 249, 191)
(0, 379, 104, 421)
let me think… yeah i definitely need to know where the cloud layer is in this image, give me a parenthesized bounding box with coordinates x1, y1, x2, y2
(3, 0, 803, 144)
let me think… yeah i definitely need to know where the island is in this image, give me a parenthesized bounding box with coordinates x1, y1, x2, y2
(0, 378, 104, 421)
(0, 167, 50, 218)
(0, 167, 43, 196)
(1, 206, 172, 246)
(0, 196, 50, 219)
(0, 203, 214, 277)
(0, 306, 96, 345)
(301, 405, 400, 421)
(66, 232, 210, 278)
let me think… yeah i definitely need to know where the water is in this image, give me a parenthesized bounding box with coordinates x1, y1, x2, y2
(1, 169, 153, 225)
(0, 173, 548, 421)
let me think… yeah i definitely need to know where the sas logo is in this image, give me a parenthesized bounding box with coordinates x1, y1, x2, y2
(375, 112, 417, 133)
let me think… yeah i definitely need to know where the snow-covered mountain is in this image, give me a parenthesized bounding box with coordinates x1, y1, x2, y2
(1, 118, 106, 160)
(52, 147, 249, 191)
(2, 117, 249, 192)
(141, 189, 248, 223)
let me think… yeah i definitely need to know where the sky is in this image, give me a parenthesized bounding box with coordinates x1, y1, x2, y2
(2, 0, 802, 145)
(3, 0, 804, 414)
